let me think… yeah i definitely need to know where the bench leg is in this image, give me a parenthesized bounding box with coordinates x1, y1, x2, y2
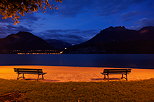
(121, 74, 124, 79)
(22, 74, 25, 79)
(103, 74, 109, 81)
(126, 73, 128, 81)
(42, 74, 44, 80)
(121, 74, 128, 81)
(17, 74, 19, 80)
(37, 74, 40, 81)
(104, 74, 106, 79)
(107, 74, 109, 81)
(17, 73, 25, 80)
(37, 74, 44, 81)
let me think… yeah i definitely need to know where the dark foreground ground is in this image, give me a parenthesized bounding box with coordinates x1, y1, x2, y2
(0, 79, 154, 102)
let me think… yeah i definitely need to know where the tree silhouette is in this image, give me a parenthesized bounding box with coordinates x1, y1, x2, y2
(0, 0, 62, 24)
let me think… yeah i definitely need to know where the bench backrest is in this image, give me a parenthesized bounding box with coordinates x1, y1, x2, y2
(14, 68, 43, 73)
(103, 69, 131, 74)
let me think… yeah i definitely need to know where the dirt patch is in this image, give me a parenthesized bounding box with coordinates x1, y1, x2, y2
(0, 91, 27, 102)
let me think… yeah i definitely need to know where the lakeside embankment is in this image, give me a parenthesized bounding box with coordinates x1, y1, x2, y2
(0, 66, 154, 82)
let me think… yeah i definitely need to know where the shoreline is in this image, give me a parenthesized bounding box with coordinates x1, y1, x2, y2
(1, 65, 154, 69)
(0, 65, 154, 82)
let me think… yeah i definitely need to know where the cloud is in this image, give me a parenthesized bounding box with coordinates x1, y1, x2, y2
(20, 14, 40, 22)
(0, 25, 32, 38)
(38, 29, 98, 44)
(122, 11, 141, 21)
(56, 0, 145, 17)
(137, 18, 154, 26)
(56, 0, 93, 17)
(0, 14, 39, 35)
(128, 18, 154, 30)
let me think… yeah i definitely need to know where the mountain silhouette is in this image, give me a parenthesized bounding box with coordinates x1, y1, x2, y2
(0, 32, 73, 54)
(0, 32, 53, 53)
(64, 26, 154, 54)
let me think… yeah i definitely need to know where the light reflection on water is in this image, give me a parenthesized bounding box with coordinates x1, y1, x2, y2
(0, 54, 154, 69)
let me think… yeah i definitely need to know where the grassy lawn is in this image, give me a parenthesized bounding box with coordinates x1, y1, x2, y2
(0, 79, 154, 102)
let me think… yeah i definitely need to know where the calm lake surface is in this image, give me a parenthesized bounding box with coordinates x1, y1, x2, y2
(0, 54, 154, 69)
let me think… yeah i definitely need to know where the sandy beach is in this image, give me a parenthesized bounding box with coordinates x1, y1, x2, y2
(0, 66, 154, 82)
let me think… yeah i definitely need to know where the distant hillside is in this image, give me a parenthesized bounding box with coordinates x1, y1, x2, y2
(46, 39, 72, 50)
(63, 26, 154, 54)
(0, 32, 52, 53)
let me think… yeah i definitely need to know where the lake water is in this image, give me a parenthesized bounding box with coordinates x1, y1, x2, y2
(0, 54, 154, 69)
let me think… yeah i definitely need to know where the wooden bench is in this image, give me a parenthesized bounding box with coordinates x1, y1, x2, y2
(101, 69, 131, 81)
(14, 68, 47, 80)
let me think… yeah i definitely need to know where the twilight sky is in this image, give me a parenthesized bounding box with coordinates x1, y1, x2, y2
(0, 0, 154, 44)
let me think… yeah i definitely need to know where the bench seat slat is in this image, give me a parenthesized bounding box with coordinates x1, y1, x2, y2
(103, 69, 131, 74)
(102, 72, 129, 74)
(18, 72, 46, 75)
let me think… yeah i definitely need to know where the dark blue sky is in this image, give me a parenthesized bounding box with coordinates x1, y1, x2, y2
(0, 0, 154, 44)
